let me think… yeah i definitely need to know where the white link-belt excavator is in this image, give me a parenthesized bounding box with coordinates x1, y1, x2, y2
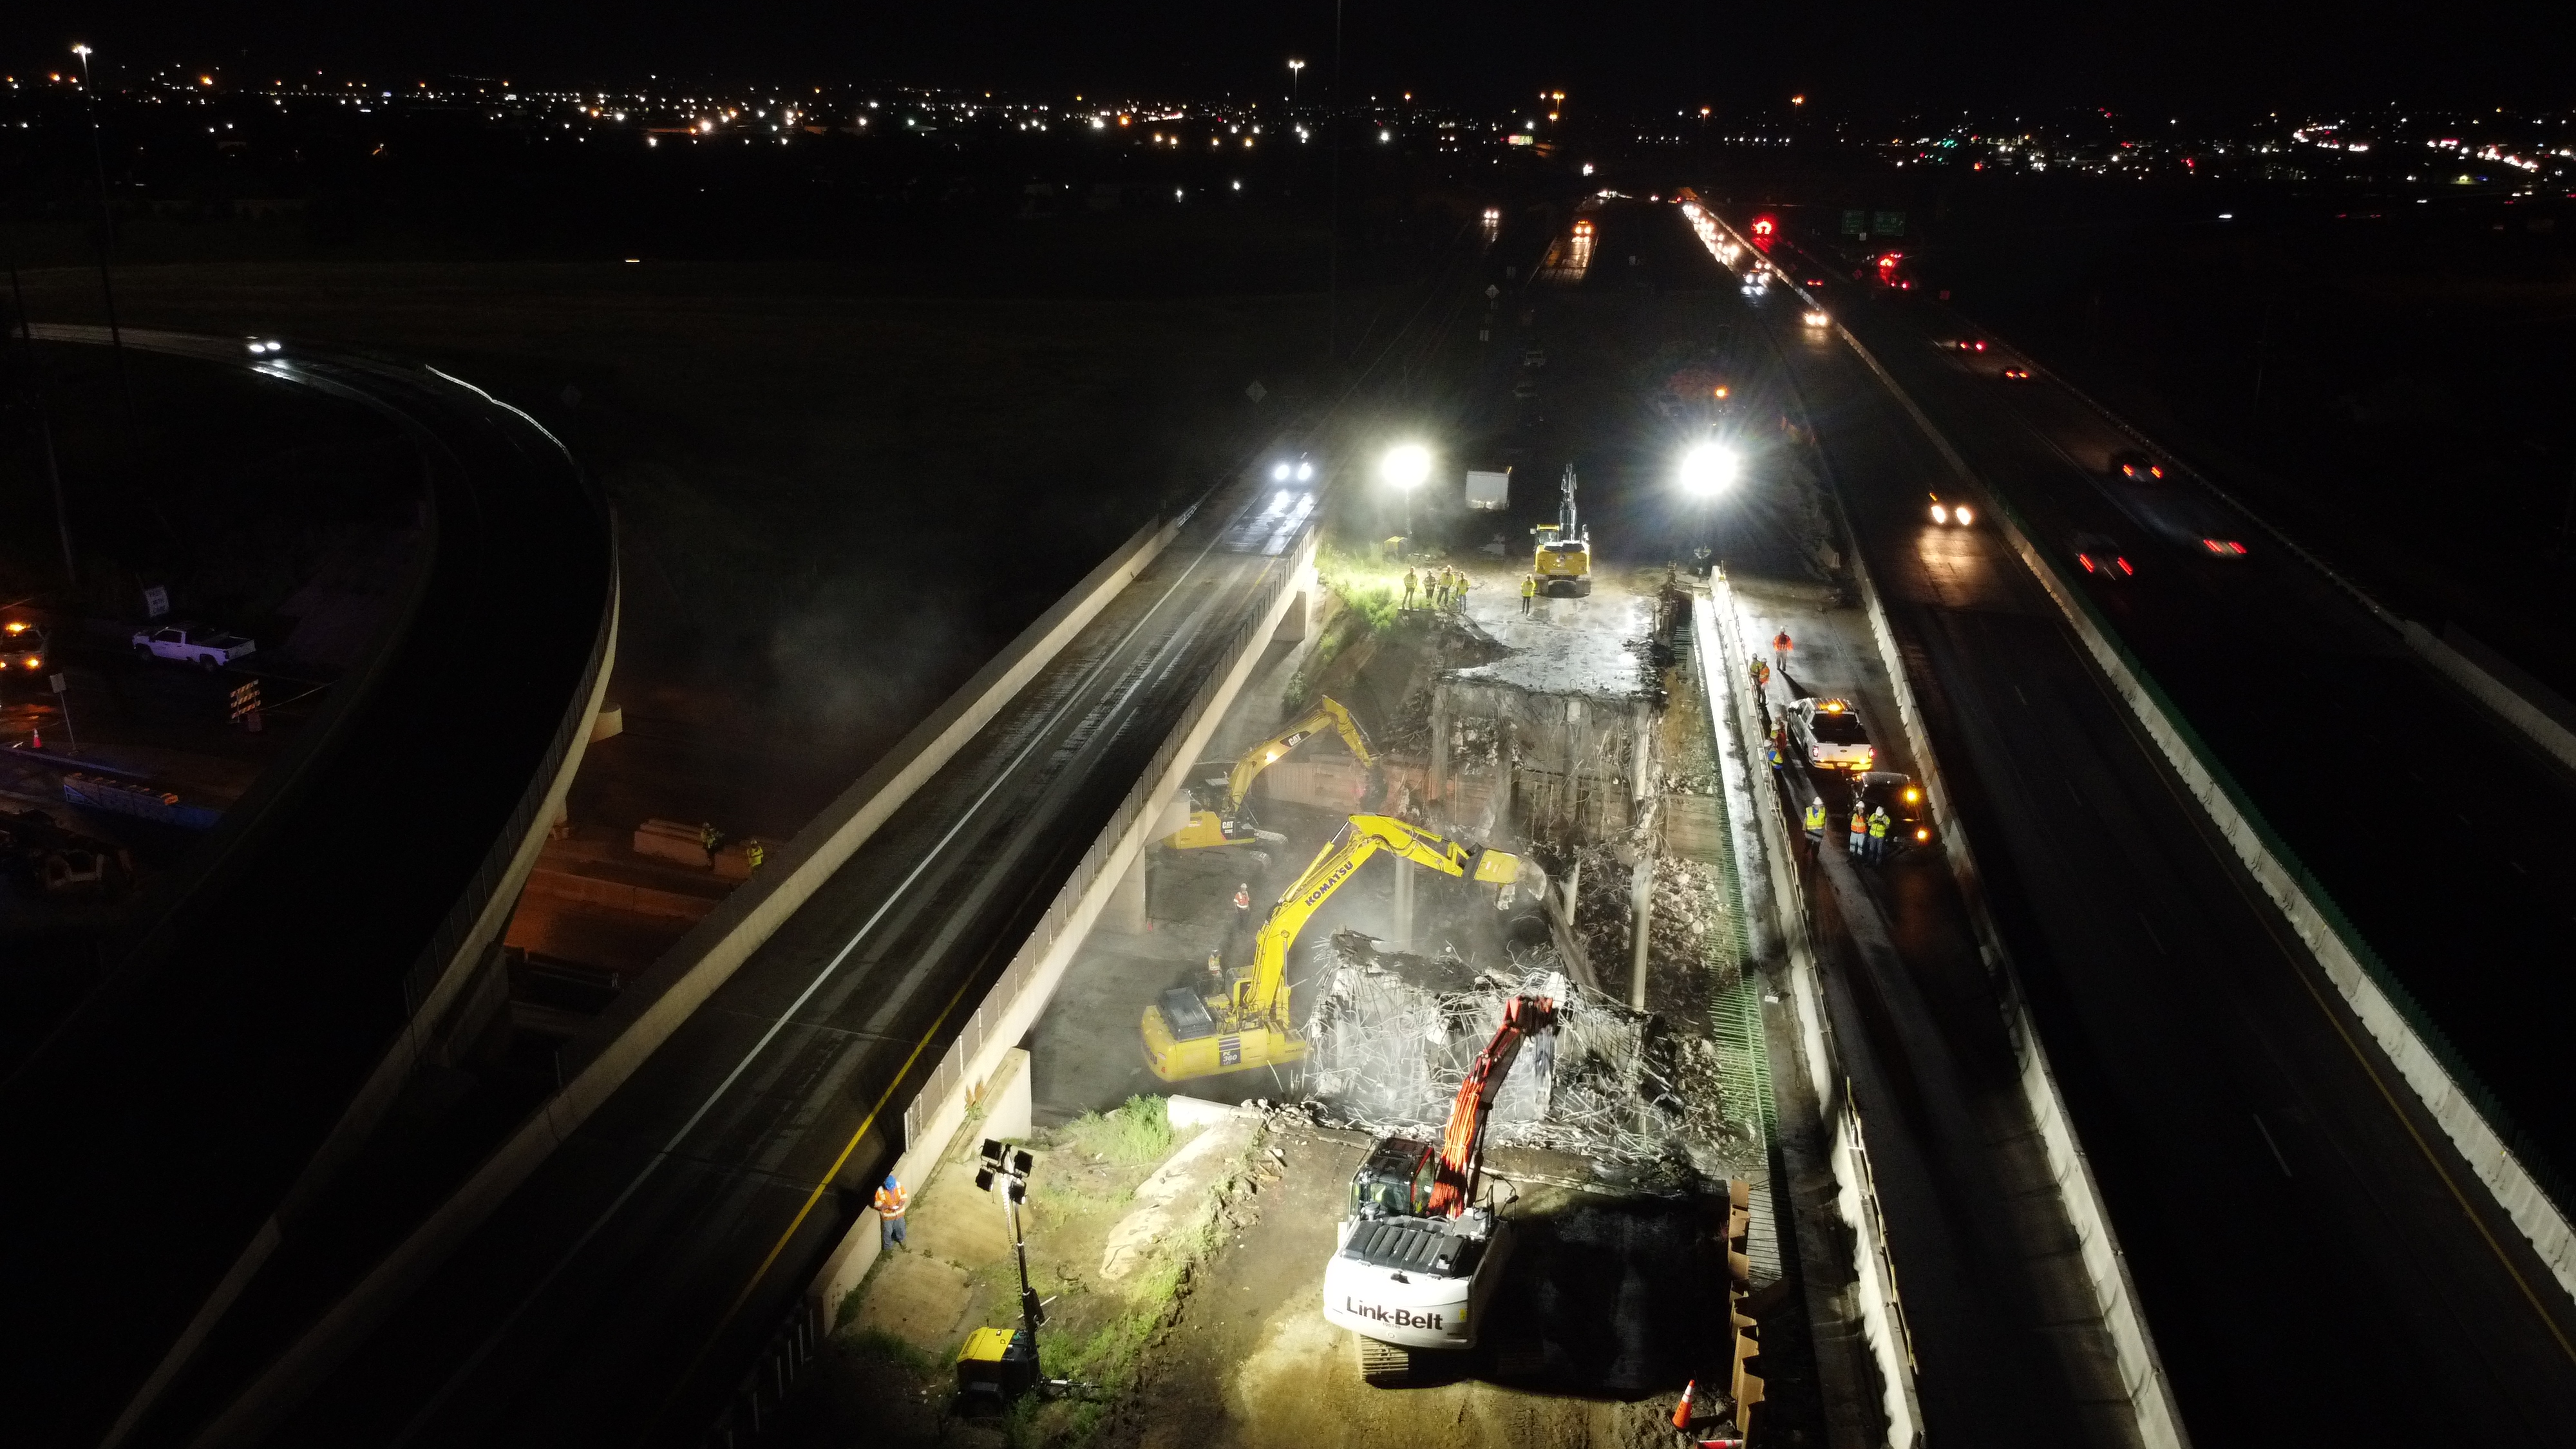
(1323, 992, 1557, 1385)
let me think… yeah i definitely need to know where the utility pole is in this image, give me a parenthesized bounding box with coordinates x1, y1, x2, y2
(71, 44, 138, 439)
(6, 259, 75, 584)
(1327, 0, 1344, 364)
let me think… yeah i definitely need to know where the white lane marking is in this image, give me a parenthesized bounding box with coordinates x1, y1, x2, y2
(2252, 1114, 2295, 1179)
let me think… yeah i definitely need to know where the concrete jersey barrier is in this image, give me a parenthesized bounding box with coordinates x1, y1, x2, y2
(1693, 589, 1925, 1449)
(1830, 316, 2576, 1313)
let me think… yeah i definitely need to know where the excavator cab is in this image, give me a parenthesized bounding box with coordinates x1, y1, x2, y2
(1349, 1138, 1439, 1218)
(1323, 994, 1557, 1379)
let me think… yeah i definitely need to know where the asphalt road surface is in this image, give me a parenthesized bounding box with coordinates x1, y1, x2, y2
(1777, 221, 2576, 1201)
(1512, 199, 2141, 1446)
(251, 476, 1313, 1448)
(1722, 215, 2576, 1446)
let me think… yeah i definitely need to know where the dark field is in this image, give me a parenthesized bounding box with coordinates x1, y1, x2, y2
(12, 244, 1366, 835)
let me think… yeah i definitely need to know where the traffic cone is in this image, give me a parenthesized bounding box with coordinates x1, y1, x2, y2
(1672, 1379, 1696, 1430)
(28, 725, 39, 750)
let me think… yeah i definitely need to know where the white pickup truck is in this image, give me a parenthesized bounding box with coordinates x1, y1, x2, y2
(1791, 697, 1877, 773)
(132, 624, 256, 670)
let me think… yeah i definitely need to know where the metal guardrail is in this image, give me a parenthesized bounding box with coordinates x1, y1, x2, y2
(701, 511, 1311, 1448)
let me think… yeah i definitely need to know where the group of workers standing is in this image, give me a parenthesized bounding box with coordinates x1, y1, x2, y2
(1803, 795, 1895, 862)
(1401, 565, 1475, 612)
(1757, 627, 1900, 866)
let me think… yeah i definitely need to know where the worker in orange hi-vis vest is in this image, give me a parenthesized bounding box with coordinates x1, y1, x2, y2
(1772, 629, 1794, 676)
(875, 1173, 909, 1251)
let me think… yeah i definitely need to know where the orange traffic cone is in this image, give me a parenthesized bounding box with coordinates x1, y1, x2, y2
(1672, 1379, 1696, 1430)
(28, 725, 39, 750)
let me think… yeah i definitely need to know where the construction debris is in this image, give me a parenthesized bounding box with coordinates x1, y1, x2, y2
(1300, 931, 1749, 1186)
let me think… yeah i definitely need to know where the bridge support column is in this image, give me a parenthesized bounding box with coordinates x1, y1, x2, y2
(1273, 585, 1310, 642)
(1429, 682, 1450, 803)
(1106, 795, 1193, 933)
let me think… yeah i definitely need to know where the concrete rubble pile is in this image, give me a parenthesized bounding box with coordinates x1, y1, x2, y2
(1561, 842, 1739, 995)
(1300, 929, 1734, 1182)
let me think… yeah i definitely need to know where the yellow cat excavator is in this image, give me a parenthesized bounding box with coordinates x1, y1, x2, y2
(1161, 697, 1378, 851)
(1141, 814, 1527, 1083)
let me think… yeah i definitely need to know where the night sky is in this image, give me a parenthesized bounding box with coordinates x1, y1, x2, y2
(12, 1, 2576, 113)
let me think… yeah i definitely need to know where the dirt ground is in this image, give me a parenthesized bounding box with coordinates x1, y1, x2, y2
(780, 1096, 1269, 1449)
(1099, 1124, 1730, 1449)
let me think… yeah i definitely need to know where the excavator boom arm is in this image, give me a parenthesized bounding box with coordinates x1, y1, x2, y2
(1233, 815, 1519, 1030)
(1222, 697, 1377, 810)
(1428, 994, 1556, 1217)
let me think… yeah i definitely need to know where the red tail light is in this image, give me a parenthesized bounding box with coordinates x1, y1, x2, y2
(2079, 554, 2098, 573)
(2201, 538, 2246, 555)
(2117, 557, 2134, 575)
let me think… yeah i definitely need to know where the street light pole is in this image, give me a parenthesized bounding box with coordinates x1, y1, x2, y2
(6, 258, 77, 584)
(1288, 59, 1304, 109)
(71, 44, 137, 438)
(1327, 0, 1343, 363)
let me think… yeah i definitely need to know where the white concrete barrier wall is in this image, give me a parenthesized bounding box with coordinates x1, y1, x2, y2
(1695, 589, 1926, 1449)
(1795, 328, 2193, 1449)
(2400, 622, 2576, 775)
(1833, 319, 2576, 1312)
(811, 535, 1316, 1315)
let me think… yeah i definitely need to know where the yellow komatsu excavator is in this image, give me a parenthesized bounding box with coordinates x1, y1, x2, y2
(1141, 814, 1527, 1083)
(1161, 697, 1378, 851)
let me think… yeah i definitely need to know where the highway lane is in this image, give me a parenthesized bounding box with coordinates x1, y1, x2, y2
(244, 477, 1312, 1449)
(0, 328, 614, 1449)
(1509, 204, 2141, 1445)
(1769, 220, 2576, 1200)
(1732, 232, 2576, 1444)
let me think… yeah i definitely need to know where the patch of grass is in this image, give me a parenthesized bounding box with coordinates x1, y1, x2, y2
(1316, 543, 1405, 637)
(1061, 1094, 1173, 1165)
(842, 1325, 942, 1378)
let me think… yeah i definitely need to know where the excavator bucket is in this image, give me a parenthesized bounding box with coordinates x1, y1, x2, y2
(1470, 849, 1521, 886)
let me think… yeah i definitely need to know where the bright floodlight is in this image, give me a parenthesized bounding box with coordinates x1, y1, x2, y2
(1680, 442, 1739, 497)
(1380, 443, 1432, 489)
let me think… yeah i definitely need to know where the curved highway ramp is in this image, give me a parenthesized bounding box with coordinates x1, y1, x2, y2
(0, 328, 618, 1449)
